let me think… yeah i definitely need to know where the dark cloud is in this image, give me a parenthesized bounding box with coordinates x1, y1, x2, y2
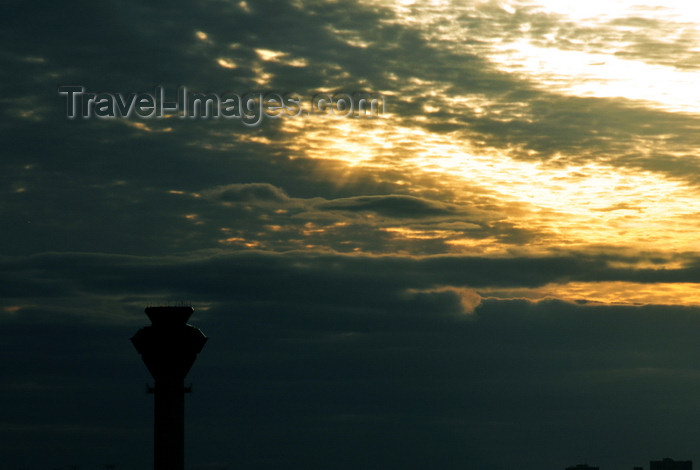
(3, 261, 700, 468)
(207, 183, 290, 203)
(3, 250, 700, 311)
(317, 194, 462, 218)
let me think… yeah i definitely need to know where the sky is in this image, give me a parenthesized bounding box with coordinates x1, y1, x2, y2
(3, 0, 700, 469)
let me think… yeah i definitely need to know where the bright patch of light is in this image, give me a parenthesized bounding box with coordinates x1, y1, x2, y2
(482, 281, 700, 307)
(238, 1, 251, 13)
(490, 39, 700, 113)
(256, 49, 287, 62)
(369, 0, 700, 112)
(217, 58, 237, 69)
(525, 0, 700, 23)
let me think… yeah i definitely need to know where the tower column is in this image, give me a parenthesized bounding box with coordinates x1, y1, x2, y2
(153, 377, 185, 470)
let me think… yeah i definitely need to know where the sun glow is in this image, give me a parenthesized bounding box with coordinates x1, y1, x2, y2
(280, 117, 700, 255)
(269, 0, 700, 259)
(266, 0, 700, 305)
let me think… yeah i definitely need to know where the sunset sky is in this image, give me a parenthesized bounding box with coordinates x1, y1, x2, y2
(4, 1, 700, 469)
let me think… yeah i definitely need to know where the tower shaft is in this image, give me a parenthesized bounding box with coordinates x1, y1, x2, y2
(153, 378, 185, 470)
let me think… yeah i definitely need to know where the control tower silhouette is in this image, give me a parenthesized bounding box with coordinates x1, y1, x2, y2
(131, 306, 207, 470)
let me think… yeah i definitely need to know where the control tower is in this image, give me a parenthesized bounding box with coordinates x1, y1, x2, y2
(131, 306, 207, 470)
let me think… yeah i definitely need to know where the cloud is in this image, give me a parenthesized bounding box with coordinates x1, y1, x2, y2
(406, 286, 482, 315)
(317, 194, 462, 218)
(3, 250, 700, 313)
(205, 183, 290, 203)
